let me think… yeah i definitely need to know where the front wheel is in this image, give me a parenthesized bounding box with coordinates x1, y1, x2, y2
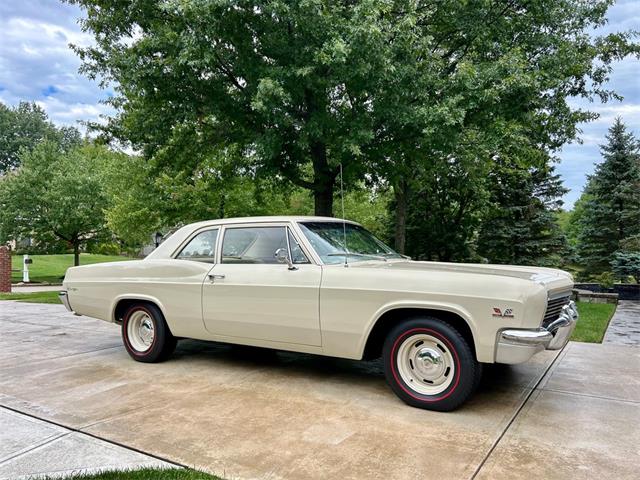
(383, 317, 481, 411)
(122, 303, 176, 363)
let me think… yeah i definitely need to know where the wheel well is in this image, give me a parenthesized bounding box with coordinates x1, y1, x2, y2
(362, 308, 477, 361)
(113, 299, 155, 325)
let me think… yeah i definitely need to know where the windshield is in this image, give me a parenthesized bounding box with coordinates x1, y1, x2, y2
(298, 221, 403, 264)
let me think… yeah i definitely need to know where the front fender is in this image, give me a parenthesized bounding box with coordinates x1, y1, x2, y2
(357, 300, 478, 360)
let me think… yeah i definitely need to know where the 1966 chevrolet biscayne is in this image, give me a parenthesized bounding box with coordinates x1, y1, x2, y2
(60, 216, 578, 411)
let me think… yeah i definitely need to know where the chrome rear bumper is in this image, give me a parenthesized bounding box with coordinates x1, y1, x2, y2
(496, 301, 578, 364)
(59, 291, 79, 315)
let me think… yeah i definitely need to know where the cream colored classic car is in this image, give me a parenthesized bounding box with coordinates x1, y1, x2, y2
(60, 216, 578, 411)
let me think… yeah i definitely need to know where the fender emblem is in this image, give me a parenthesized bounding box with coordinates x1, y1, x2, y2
(492, 307, 514, 318)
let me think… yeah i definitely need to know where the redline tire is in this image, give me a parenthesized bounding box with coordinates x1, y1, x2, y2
(121, 303, 177, 363)
(383, 317, 481, 411)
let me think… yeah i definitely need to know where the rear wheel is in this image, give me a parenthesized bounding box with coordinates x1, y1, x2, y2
(383, 317, 480, 411)
(122, 303, 176, 363)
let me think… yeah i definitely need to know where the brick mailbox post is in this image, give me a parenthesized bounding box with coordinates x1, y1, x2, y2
(0, 246, 11, 293)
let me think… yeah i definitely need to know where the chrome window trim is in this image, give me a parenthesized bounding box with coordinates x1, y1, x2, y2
(217, 222, 318, 266)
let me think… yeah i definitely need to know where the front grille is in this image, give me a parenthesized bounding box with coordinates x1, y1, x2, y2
(543, 294, 571, 328)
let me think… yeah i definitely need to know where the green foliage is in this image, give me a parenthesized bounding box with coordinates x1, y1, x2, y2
(404, 152, 489, 261)
(576, 119, 640, 275)
(88, 241, 122, 256)
(611, 251, 640, 283)
(100, 152, 164, 247)
(620, 234, 640, 252)
(337, 187, 392, 242)
(0, 143, 115, 265)
(0, 101, 81, 173)
(476, 159, 568, 266)
(592, 271, 615, 290)
(565, 193, 592, 249)
(66, 0, 638, 223)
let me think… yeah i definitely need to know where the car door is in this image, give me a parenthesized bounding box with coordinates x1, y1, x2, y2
(202, 223, 322, 346)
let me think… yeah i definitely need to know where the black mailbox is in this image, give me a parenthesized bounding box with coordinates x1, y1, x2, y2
(24, 258, 33, 265)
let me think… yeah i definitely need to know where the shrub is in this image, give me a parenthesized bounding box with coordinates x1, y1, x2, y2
(611, 251, 640, 283)
(88, 242, 121, 256)
(592, 271, 615, 290)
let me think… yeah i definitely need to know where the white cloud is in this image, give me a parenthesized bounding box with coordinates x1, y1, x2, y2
(554, 0, 640, 209)
(0, 1, 114, 131)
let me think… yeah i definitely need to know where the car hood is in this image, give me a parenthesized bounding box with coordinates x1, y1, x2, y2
(349, 260, 573, 292)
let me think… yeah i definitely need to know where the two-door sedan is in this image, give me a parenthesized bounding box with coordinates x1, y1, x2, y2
(60, 216, 578, 411)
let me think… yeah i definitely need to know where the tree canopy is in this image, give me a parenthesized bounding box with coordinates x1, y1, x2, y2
(68, 0, 638, 230)
(0, 142, 113, 265)
(0, 101, 81, 173)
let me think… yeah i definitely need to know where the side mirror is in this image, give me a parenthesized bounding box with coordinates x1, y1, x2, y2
(274, 248, 297, 270)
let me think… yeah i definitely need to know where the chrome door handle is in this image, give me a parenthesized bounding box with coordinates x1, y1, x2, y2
(208, 274, 226, 282)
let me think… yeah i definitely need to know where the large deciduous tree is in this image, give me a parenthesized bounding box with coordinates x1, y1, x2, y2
(67, 0, 637, 243)
(69, 0, 404, 215)
(576, 118, 640, 275)
(0, 142, 112, 266)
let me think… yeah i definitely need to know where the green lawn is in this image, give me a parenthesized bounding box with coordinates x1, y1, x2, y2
(11, 253, 128, 284)
(571, 301, 617, 343)
(0, 291, 62, 304)
(50, 468, 220, 480)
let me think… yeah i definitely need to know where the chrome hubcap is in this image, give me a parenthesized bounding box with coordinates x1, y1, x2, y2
(127, 311, 155, 352)
(396, 333, 455, 395)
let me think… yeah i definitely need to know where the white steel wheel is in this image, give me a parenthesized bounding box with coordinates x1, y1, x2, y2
(395, 333, 455, 396)
(126, 310, 155, 352)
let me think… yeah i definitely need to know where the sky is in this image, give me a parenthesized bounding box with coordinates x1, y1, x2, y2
(0, 1, 638, 209)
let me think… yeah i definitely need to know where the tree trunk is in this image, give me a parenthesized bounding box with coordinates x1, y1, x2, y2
(219, 193, 226, 219)
(73, 243, 80, 266)
(310, 141, 335, 217)
(314, 185, 334, 217)
(394, 179, 408, 254)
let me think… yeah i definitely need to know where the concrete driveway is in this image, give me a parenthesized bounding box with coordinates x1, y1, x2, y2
(1, 302, 639, 480)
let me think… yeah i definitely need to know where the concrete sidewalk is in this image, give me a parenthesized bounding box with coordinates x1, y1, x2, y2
(1, 301, 639, 479)
(0, 407, 172, 479)
(9, 285, 63, 293)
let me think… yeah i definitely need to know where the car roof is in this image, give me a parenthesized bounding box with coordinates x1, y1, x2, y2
(179, 215, 359, 229)
(145, 216, 360, 260)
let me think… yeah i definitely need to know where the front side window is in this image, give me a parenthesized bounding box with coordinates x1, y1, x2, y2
(288, 229, 310, 264)
(222, 227, 288, 264)
(176, 229, 218, 263)
(299, 222, 402, 264)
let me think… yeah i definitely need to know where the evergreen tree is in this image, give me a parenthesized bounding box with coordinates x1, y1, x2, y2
(477, 158, 568, 266)
(577, 118, 640, 275)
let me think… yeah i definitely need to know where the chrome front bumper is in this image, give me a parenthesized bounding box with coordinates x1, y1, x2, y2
(496, 301, 578, 364)
(59, 291, 79, 315)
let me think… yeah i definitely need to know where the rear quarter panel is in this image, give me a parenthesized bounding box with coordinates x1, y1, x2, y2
(63, 259, 212, 338)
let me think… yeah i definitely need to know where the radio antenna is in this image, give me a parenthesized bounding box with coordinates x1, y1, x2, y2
(340, 163, 348, 268)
